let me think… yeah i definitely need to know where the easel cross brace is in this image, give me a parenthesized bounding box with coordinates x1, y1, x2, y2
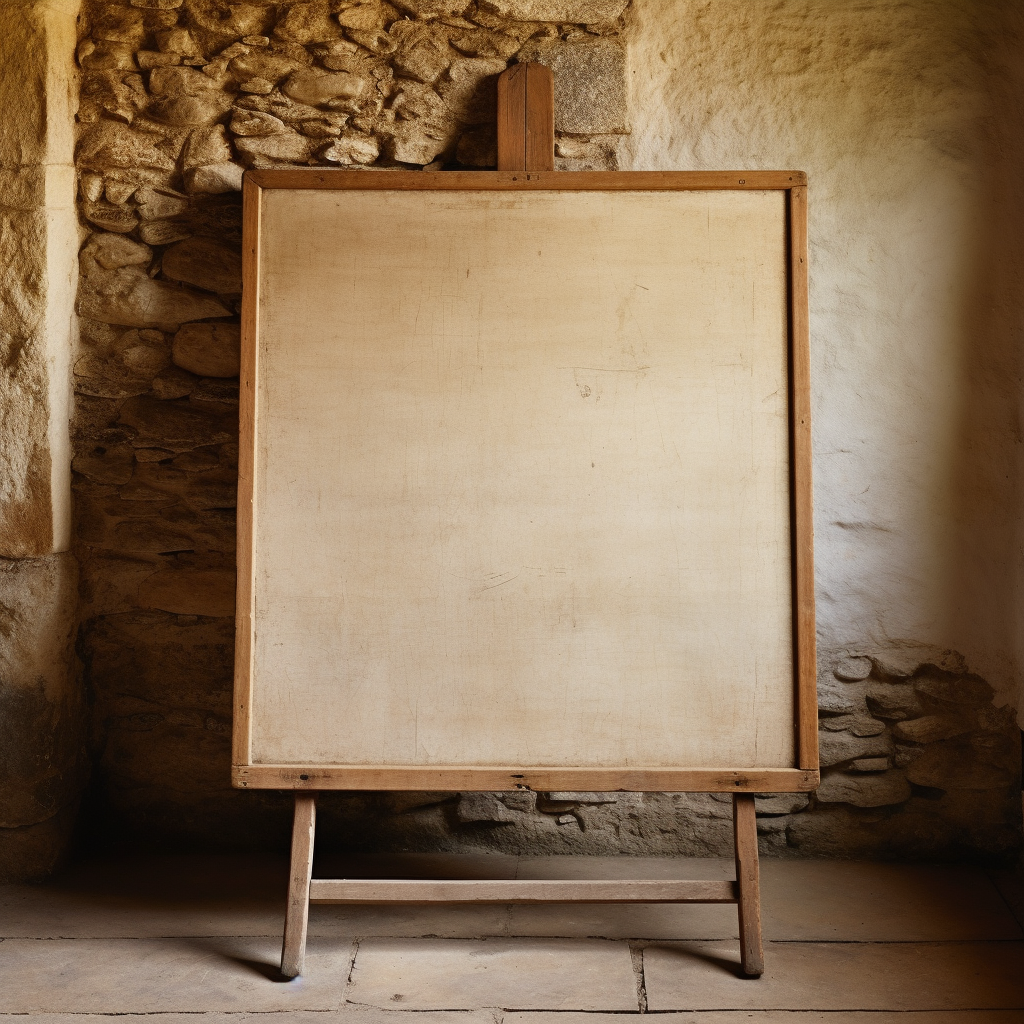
(278, 62, 766, 982)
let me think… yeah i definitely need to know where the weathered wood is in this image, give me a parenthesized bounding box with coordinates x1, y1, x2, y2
(496, 63, 528, 170)
(789, 184, 818, 771)
(280, 792, 316, 978)
(524, 64, 554, 171)
(309, 878, 737, 904)
(497, 62, 554, 172)
(231, 175, 260, 769)
(246, 169, 806, 191)
(233, 765, 820, 792)
(733, 793, 764, 977)
(234, 169, 816, 806)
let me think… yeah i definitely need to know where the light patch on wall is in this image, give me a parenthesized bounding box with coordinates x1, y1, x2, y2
(619, 0, 1024, 715)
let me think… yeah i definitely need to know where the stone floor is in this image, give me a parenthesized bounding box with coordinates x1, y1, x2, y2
(1, 853, 1023, 1022)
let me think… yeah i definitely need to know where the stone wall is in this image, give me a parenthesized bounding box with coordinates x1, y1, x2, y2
(57, 0, 1024, 861)
(1, 0, 87, 881)
(69, 0, 636, 851)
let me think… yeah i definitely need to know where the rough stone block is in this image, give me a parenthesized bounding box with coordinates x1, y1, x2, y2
(391, 0, 471, 17)
(76, 120, 178, 173)
(282, 68, 369, 106)
(754, 793, 809, 815)
(816, 769, 912, 808)
(864, 683, 922, 720)
(833, 654, 873, 681)
(0, 166, 75, 212)
(437, 56, 505, 124)
(184, 163, 244, 193)
(182, 125, 233, 170)
(82, 200, 138, 233)
(818, 728, 892, 768)
(870, 645, 967, 681)
(118, 395, 237, 451)
(162, 237, 243, 294)
(274, 1, 341, 44)
(498, 790, 537, 812)
(234, 131, 317, 166)
(518, 36, 626, 134)
(894, 714, 972, 745)
(391, 21, 454, 83)
(78, 264, 230, 331)
(0, 553, 85, 850)
(816, 674, 870, 715)
(388, 119, 454, 165)
(915, 672, 994, 707)
(0, 224, 71, 556)
(545, 791, 618, 804)
(820, 713, 886, 737)
(172, 323, 241, 377)
(480, 0, 627, 20)
(456, 792, 513, 823)
(321, 133, 380, 165)
(83, 232, 152, 269)
(148, 67, 234, 125)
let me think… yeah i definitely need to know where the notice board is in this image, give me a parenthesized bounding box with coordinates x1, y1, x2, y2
(232, 170, 817, 795)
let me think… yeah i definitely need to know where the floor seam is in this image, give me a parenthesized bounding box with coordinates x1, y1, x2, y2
(628, 943, 648, 1014)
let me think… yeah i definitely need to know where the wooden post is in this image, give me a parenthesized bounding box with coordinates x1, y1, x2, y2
(733, 793, 764, 977)
(496, 63, 554, 172)
(281, 792, 317, 978)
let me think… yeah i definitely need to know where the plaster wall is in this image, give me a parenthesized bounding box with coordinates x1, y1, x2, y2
(621, 0, 1024, 713)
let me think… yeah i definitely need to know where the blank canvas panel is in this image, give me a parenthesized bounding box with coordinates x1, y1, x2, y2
(248, 187, 793, 769)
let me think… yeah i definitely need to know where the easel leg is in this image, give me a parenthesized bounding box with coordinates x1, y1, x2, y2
(733, 793, 764, 977)
(281, 792, 317, 978)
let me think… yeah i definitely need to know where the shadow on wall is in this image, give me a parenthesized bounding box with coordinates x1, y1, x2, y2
(941, 8, 1024, 735)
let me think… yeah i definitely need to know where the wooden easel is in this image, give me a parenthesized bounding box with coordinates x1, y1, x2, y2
(278, 63, 765, 981)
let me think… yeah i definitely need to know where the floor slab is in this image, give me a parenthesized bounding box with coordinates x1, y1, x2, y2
(3, 1016, 491, 1024)
(760, 860, 1024, 941)
(0, 853, 515, 940)
(510, 857, 1022, 941)
(0, 937, 358, 1013)
(642, 940, 1024, 1011)
(509, 1014, 1024, 1024)
(4, 1014, 1024, 1024)
(346, 937, 639, 1011)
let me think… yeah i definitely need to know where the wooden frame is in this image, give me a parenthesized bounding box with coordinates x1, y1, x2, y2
(236, 65, 812, 983)
(280, 790, 765, 979)
(232, 168, 817, 796)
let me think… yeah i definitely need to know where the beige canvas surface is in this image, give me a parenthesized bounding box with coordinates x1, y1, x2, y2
(249, 188, 793, 768)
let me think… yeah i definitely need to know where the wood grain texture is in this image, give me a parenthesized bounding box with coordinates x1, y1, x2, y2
(524, 64, 554, 172)
(308, 878, 737, 904)
(788, 185, 818, 772)
(496, 64, 528, 171)
(246, 170, 806, 191)
(280, 792, 316, 978)
(250, 188, 793, 771)
(497, 64, 555, 172)
(231, 175, 261, 769)
(231, 174, 816, 793)
(733, 792, 764, 977)
(233, 765, 819, 792)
